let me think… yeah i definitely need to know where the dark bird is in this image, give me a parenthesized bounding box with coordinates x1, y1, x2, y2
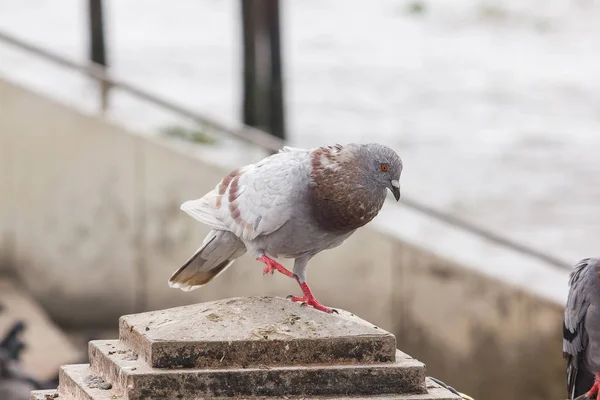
(564, 258, 600, 399)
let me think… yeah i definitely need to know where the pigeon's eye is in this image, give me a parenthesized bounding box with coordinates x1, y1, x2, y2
(380, 164, 389, 172)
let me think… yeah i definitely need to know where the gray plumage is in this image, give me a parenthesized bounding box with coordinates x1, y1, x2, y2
(168, 143, 402, 307)
(563, 258, 600, 400)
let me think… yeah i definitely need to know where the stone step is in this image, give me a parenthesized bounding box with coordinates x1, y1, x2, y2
(58, 364, 126, 400)
(30, 389, 60, 400)
(381, 378, 463, 400)
(118, 296, 396, 369)
(88, 340, 138, 394)
(89, 339, 426, 399)
(31, 379, 460, 400)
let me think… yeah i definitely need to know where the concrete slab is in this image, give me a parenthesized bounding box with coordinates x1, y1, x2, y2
(58, 362, 458, 400)
(2, 80, 139, 327)
(87, 341, 133, 394)
(0, 278, 81, 381)
(59, 362, 456, 400)
(88, 339, 425, 399)
(58, 364, 124, 400)
(119, 296, 396, 369)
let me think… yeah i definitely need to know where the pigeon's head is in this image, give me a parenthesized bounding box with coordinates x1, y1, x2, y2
(363, 143, 402, 201)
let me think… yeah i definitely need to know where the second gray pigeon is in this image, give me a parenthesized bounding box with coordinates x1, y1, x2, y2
(564, 258, 600, 400)
(168, 143, 402, 313)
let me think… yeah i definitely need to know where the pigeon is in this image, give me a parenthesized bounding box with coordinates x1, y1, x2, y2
(563, 258, 600, 400)
(168, 143, 402, 313)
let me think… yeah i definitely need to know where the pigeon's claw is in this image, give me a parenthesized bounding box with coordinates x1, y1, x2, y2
(258, 255, 294, 277)
(288, 296, 336, 313)
(585, 374, 600, 400)
(287, 282, 337, 313)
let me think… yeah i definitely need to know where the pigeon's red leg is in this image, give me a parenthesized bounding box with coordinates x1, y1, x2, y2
(586, 373, 600, 400)
(287, 279, 338, 314)
(257, 255, 294, 277)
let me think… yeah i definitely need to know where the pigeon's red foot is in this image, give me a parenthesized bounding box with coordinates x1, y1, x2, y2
(585, 374, 600, 400)
(257, 255, 294, 278)
(287, 281, 338, 314)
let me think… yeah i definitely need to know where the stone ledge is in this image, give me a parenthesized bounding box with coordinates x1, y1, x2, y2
(58, 364, 123, 400)
(55, 362, 458, 400)
(88, 339, 425, 399)
(119, 296, 396, 369)
(30, 389, 60, 400)
(40, 296, 462, 400)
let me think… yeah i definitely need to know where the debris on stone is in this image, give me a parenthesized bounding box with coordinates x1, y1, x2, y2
(123, 352, 138, 361)
(250, 325, 281, 340)
(205, 312, 222, 322)
(83, 375, 113, 390)
(283, 313, 301, 325)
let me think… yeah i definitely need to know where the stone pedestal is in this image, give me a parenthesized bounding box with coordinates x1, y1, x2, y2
(31, 296, 460, 400)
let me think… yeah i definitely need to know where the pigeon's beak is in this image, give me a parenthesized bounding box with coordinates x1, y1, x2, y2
(390, 180, 401, 201)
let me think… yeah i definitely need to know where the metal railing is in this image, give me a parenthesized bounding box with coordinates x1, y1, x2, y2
(0, 30, 573, 272)
(0, 31, 283, 153)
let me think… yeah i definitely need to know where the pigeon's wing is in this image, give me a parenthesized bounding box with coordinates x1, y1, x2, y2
(279, 146, 305, 153)
(181, 152, 308, 241)
(563, 258, 598, 399)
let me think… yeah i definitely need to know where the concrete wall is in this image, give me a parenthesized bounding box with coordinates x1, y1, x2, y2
(0, 79, 568, 400)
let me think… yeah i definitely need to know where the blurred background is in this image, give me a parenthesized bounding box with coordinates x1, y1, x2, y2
(1, 0, 599, 399)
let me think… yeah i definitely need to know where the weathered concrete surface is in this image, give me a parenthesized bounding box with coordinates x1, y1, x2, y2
(58, 364, 121, 400)
(30, 389, 59, 400)
(34, 382, 458, 400)
(88, 340, 433, 399)
(88, 347, 425, 398)
(57, 362, 456, 400)
(0, 278, 81, 381)
(0, 80, 139, 327)
(118, 296, 396, 369)
(47, 297, 461, 399)
(392, 241, 566, 400)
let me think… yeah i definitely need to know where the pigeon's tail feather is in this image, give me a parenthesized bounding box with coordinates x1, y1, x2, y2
(568, 357, 595, 400)
(168, 230, 246, 291)
(180, 196, 226, 230)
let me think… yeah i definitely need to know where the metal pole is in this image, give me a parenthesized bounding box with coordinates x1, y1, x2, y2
(88, 0, 110, 112)
(267, 0, 285, 140)
(241, 0, 258, 128)
(241, 0, 285, 140)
